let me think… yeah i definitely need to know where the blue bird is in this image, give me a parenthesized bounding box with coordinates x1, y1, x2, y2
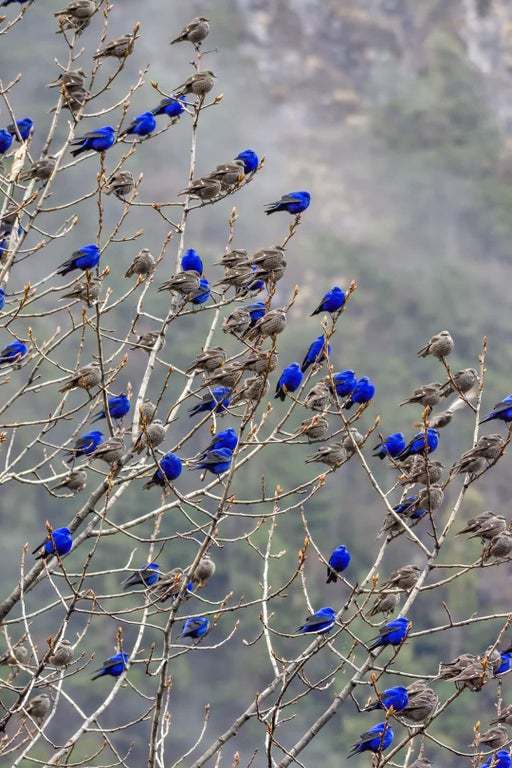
(397, 428, 439, 461)
(70, 126, 115, 157)
(0, 129, 13, 154)
(326, 544, 351, 583)
(181, 616, 210, 639)
(363, 686, 409, 712)
(33, 527, 73, 560)
(189, 386, 231, 417)
(7, 118, 33, 142)
(373, 432, 406, 460)
(311, 286, 346, 316)
(57, 243, 100, 276)
(245, 301, 266, 325)
(191, 278, 210, 305)
(332, 369, 357, 397)
(301, 335, 331, 373)
(480, 751, 512, 768)
(496, 652, 512, 676)
(152, 95, 186, 118)
(347, 722, 394, 758)
(367, 615, 410, 651)
(393, 496, 427, 521)
(144, 451, 183, 489)
(92, 393, 130, 423)
(1, 0, 30, 5)
(344, 376, 375, 410)
(297, 606, 336, 634)
(181, 248, 203, 274)
(191, 447, 233, 475)
(235, 149, 259, 174)
(265, 190, 310, 215)
(120, 111, 156, 138)
(91, 651, 128, 680)
(123, 562, 160, 589)
(275, 362, 303, 401)
(0, 288, 5, 311)
(241, 267, 265, 296)
(0, 339, 27, 366)
(200, 428, 238, 456)
(480, 395, 512, 425)
(66, 430, 104, 463)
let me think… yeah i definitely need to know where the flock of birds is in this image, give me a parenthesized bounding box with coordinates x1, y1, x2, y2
(1, 5, 512, 762)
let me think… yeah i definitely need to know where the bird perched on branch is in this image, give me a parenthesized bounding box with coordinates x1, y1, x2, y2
(92, 393, 130, 423)
(65, 430, 104, 462)
(144, 452, 182, 489)
(179, 177, 221, 201)
(181, 248, 203, 275)
(299, 415, 330, 441)
(477, 726, 509, 749)
(70, 126, 115, 156)
(49, 640, 73, 667)
(33, 527, 73, 560)
(152, 95, 186, 119)
(105, 171, 135, 199)
(94, 33, 136, 59)
(326, 545, 351, 583)
(189, 446, 233, 475)
(457, 512, 507, 541)
(381, 564, 421, 591)
(363, 685, 409, 712)
(133, 419, 165, 454)
(125, 249, 155, 279)
(130, 332, 159, 352)
(396, 428, 439, 460)
(440, 367, 478, 396)
(301, 335, 331, 373)
(208, 161, 245, 190)
(368, 592, 399, 617)
(175, 71, 216, 98)
(344, 376, 375, 410)
(189, 387, 231, 416)
(119, 111, 156, 139)
(265, 191, 310, 215)
(235, 149, 259, 173)
(158, 271, 201, 298)
(400, 383, 442, 408)
(55, 0, 95, 31)
(398, 457, 444, 486)
(25, 693, 52, 722)
(330, 369, 357, 398)
(275, 362, 303, 401)
(181, 616, 210, 639)
(204, 363, 242, 390)
(347, 722, 394, 758)
(57, 244, 100, 275)
(305, 444, 345, 468)
(192, 555, 216, 587)
(312, 286, 346, 315)
(417, 330, 454, 359)
(373, 432, 406, 460)
(19, 157, 56, 183)
(123, 562, 161, 589)
(7, 117, 33, 142)
(367, 615, 410, 650)
(91, 438, 124, 466)
(91, 652, 128, 680)
(0, 129, 13, 154)
(304, 381, 331, 411)
(402, 681, 438, 722)
(480, 395, 512, 425)
(171, 16, 210, 46)
(53, 469, 87, 494)
(186, 347, 226, 374)
(59, 363, 101, 393)
(245, 308, 287, 341)
(297, 606, 335, 634)
(0, 340, 28, 366)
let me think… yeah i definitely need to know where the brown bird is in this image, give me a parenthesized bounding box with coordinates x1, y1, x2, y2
(94, 33, 135, 59)
(171, 16, 210, 46)
(417, 330, 454, 359)
(105, 171, 135, 199)
(59, 363, 101, 393)
(175, 71, 216, 98)
(125, 248, 155, 278)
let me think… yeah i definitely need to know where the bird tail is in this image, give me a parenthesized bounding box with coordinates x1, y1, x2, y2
(479, 414, 494, 424)
(57, 261, 74, 276)
(143, 479, 156, 490)
(123, 573, 139, 589)
(91, 669, 105, 681)
(361, 702, 379, 712)
(372, 445, 386, 460)
(326, 569, 338, 584)
(310, 306, 321, 316)
(304, 455, 318, 464)
(264, 204, 278, 215)
(274, 388, 286, 402)
(300, 361, 309, 373)
(90, 412, 103, 423)
(170, 34, 185, 44)
(70, 146, 85, 158)
(367, 637, 381, 651)
(344, 400, 354, 411)
(346, 747, 359, 759)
